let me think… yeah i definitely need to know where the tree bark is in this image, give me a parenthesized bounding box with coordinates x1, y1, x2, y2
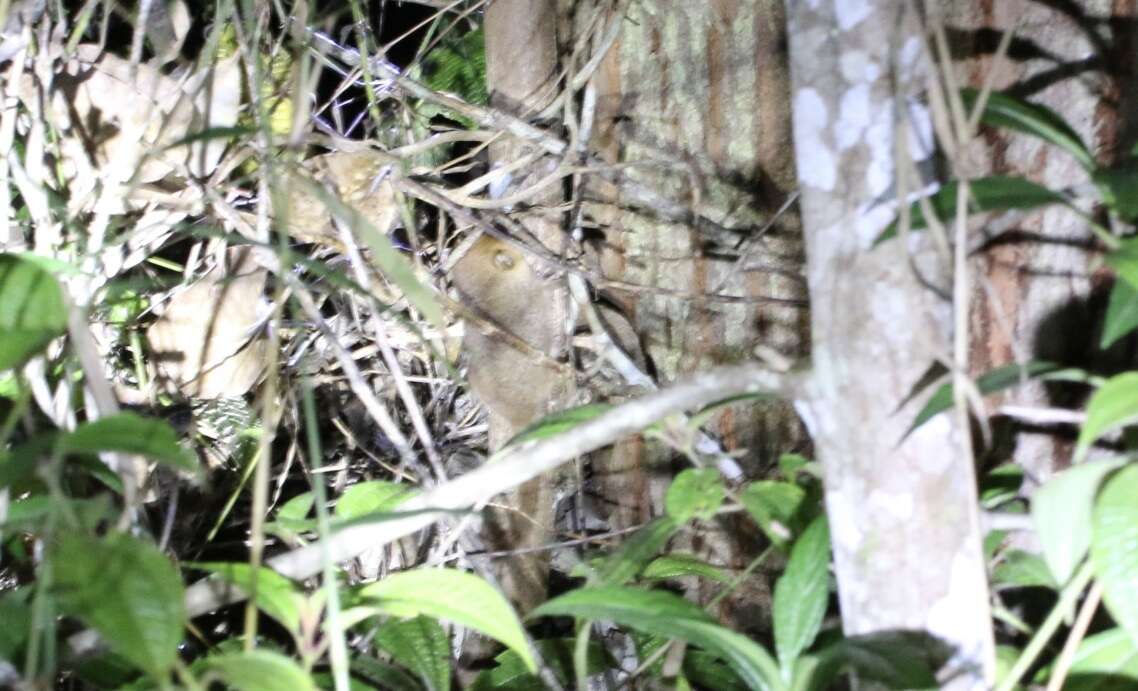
(582, 0, 809, 628)
(786, 1, 995, 687)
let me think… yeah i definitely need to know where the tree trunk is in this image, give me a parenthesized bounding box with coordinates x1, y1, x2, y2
(786, 1, 995, 687)
(580, 0, 809, 628)
(949, 0, 1138, 486)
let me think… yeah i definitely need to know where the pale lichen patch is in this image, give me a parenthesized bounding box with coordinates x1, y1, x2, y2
(793, 88, 836, 191)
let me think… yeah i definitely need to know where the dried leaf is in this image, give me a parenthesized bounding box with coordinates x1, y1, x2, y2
(146, 248, 268, 399)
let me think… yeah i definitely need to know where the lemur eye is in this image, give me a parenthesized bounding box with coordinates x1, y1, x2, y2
(493, 250, 516, 270)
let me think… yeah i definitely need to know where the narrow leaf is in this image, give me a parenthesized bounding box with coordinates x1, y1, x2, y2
(961, 88, 1095, 170)
(773, 517, 831, 673)
(906, 361, 1062, 438)
(360, 568, 535, 674)
(1108, 237, 1138, 292)
(1075, 373, 1138, 462)
(0, 254, 68, 371)
(53, 532, 185, 676)
(532, 587, 782, 691)
(1091, 465, 1138, 648)
(876, 176, 1068, 246)
(1032, 458, 1125, 586)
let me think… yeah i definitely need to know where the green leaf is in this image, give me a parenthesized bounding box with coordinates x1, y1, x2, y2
(359, 568, 535, 674)
(1076, 373, 1138, 462)
(0, 254, 69, 371)
(773, 517, 831, 674)
(665, 468, 725, 522)
(683, 650, 748, 691)
(809, 632, 946, 690)
(532, 587, 782, 691)
(1102, 280, 1138, 349)
(501, 403, 613, 449)
(376, 616, 450, 691)
(992, 550, 1058, 590)
(594, 516, 680, 586)
(59, 412, 197, 472)
(206, 650, 317, 691)
(193, 562, 304, 634)
(349, 655, 424, 691)
(642, 553, 731, 584)
(1032, 458, 1125, 586)
(1044, 628, 1138, 687)
(52, 532, 185, 676)
(335, 480, 416, 521)
(961, 88, 1095, 170)
(1109, 238, 1138, 292)
(907, 361, 1062, 438)
(1091, 465, 1138, 648)
(740, 481, 810, 549)
(1093, 166, 1138, 223)
(471, 638, 609, 691)
(876, 176, 1068, 246)
(0, 588, 31, 661)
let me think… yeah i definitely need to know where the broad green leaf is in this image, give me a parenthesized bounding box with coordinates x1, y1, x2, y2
(1076, 373, 1138, 462)
(992, 550, 1057, 590)
(1091, 465, 1138, 648)
(808, 631, 945, 690)
(1032, 458, 1125, 586)
(907, 361, 1062, 438)
(193, 562, 304, 634)
(278, 492, 315, 521)
(360, 568, 535, 674)
(666, 468, 725, 522)
(595, 516, 679, 586)
(1043, 628, 1138, 687)
(59, 412, 197, 472)
(740, 481, 809, 549)
(532, 587, 782, 691)
(773, 517, 831, 674)
(206, 650, 317, 691)
(1093, 166, 1138, 223)
(642, 553, 731, 584)
(961, 88, 1095, 170)
(1109, 238, 1138, 296)
(876, 176, 1068, 246)
(502, 403, 612, 449)
(349, 655, 423, 691)
(683, 650, 748, 691)
(376, 616, 450, 691)
(0, 254, 68, 371)
(470, 638, 609, 691)
(777, 453, 812, 480)
(53, 532, 185, 676)
(0, 588, 31, 661)
(335, 480, 416, 521)
(1102, 279, 1138, 349)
